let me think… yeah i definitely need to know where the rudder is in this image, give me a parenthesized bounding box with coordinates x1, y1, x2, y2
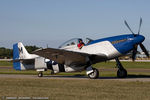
(13, 42, 30, 70)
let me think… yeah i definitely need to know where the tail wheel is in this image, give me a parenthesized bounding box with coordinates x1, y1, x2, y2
(88, 68, 99, 79)
(117, 69, 127, 78)
(38, 72, 43, 77)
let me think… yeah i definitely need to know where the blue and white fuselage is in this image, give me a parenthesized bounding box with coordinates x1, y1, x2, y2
(12, 34, 146, 79)
(12, 18, 149, 79)
(60, 34, 145, 61)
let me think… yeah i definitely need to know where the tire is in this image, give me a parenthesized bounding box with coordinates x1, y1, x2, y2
(88, 68, 99, 79)
(117, 69, 127, 78)
(38, 72, 43, 77)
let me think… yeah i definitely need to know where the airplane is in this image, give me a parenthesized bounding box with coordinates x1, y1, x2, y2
(13, 18, 149, 79)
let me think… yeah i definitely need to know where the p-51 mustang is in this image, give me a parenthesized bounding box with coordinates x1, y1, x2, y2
(13, 19, 149, 79)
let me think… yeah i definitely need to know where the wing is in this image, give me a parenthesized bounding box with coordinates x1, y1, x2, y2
(32, 48, 107, 66)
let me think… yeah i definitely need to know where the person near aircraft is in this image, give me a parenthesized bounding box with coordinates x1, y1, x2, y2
(77, 39, 85, 49)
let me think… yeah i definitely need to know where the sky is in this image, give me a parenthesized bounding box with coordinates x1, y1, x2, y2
(0, 0, 150, 50)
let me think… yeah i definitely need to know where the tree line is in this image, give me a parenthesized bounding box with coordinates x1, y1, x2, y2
(0, 46, 40, 59)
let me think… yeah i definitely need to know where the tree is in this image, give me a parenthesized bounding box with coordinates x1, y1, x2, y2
(0, 47, 13, 59)
(0, 45, 40, 59)
(25, 45, 40, 53)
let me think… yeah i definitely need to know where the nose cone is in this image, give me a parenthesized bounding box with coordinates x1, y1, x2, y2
(134, 35, 145, 44)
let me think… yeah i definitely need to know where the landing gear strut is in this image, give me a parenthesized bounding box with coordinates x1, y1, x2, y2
(38, 71, 43, 77)
(115, 58, 127, 78)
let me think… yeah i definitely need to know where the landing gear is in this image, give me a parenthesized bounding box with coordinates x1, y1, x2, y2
(88, 68, 99, 79)
(86, 66, 99, 79)
(38, 72, 43, 77)
(117, 69, 127, 78)
(115, 58, 127, 78)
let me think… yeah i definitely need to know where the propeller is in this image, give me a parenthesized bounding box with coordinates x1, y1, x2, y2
(124, 18, 149, 61)
(138, 18, 142, 35)
(124, 20, 135, 35)
(139, 43, 149, 57)
(132, 45, 138, 61)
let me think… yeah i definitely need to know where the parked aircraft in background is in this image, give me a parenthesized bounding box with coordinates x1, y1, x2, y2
(13, 18, 149, 79)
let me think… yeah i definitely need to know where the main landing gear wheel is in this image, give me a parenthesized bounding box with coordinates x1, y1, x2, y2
(117, 69, 127, 78)
(38, 72, 43, 77)
(88, 68, 99, 79)
(115, 58, 127, 78)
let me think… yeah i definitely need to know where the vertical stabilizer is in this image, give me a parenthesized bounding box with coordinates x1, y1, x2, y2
(13, 42, 30, 60)
(13, 42, 34, 70)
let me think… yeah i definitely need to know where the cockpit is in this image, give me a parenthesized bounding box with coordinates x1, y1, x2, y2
(58, 38, 93, 48)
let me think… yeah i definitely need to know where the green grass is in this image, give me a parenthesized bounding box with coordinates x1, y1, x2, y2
(0, 78, 150, 100)
(0, 61, 12, 66)
(93, 61, 150, 69)
(0, 61, 150, 100)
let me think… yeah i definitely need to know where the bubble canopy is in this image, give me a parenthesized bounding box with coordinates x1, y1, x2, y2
(58, 38, 93, 48)
(58, 38, 81, 48)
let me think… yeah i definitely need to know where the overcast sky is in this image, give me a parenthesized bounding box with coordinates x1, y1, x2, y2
(0, 0, 150, 50)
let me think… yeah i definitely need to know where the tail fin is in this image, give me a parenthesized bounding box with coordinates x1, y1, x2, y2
(13, 42, 47, 71)
(13, 42, 34, 70)
(13, 42, 30, 60)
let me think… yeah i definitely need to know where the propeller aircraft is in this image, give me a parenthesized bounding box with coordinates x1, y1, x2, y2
(13, 18, 149, 79)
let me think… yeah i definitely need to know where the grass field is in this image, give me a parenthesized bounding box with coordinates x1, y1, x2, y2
(0, 78, 150, 100)
(93, 61, 150, 69)
(0, 61, 12, 67)
(0, 61, 150, 100)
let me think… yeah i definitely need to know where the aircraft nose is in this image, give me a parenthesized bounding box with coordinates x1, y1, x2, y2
(134, 35, 145, 44)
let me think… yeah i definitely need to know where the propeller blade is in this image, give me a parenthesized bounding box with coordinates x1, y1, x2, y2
(124, 20, 135, 35)
(132, 45, 138, 61)
(139, 43, 149, 57)
(138, 18, 142, 35)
